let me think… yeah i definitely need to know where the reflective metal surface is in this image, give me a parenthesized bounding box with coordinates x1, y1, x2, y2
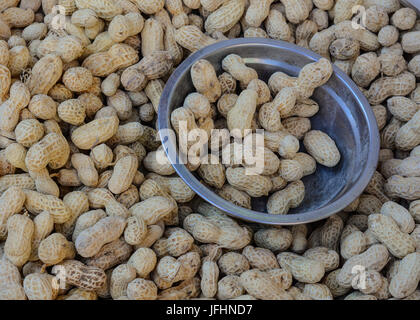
(158, 38, 380, 225)
(400, 0, 420, 14)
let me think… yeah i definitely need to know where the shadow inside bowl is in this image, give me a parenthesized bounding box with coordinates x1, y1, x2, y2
(158, 38, 379, 225)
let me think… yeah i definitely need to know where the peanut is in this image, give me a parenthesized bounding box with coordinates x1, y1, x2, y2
(23, 273, 58, 301)
(175, 25, 217, 52)
(277, 252, 325, 283)
(25, 132, 70, 172)
(410, 200, 420, 223)
(109, 13, 144, 43)
(239, 269, 292, 300)
(191, 59, 221, 103)
(340, 231, 367, 260)
(108, 155, 138, 194)
(368, 71, 416, 105)
(82, 43, 139, 77)
(85, 238, 132, 270)
(75, 216, 126, 258)
(303, 283, 333, 300)
(384, 175, 420, 200)
(4, 214, 34, 267)
(28, 54, 63, 95)
(0, 81, 30, 132)
(0, 174, 34, 193)
(71, 153, 98, 187)
(368, 213, 416, 258)
(217, 275, 245, 300)
(24, 190, 71, 223)
(245, 0, 274, 28)
(280, 0, 311, 24)
(110, 264, 136, 299)
(0, 259, 26, 300)
(71, 116, 119, 150)
(38, 233, 76, 265)
(303, 130, 340, 167)
(222, 54, 258, 89)
(218, 252, 250, 276)
(183, 212, 251, 250)
(254, 228, 293, 252)
(337, 244, 390, 288)
(381, 201, 415, 233)
(389, 252, 420, 298)
(242, 245, 279, 271)
(204, 0, 245, 34)
(52, 259, 106, 290)
(88, 188, 130, 218)
(401, 31, 420, 53)
(395, 110, 420, 151)
(55, 191, 89, 238)
(29, 211, 54, 261)
(227, 89, 257, 138)
(267, 180, 305, 215)
(226, 167, 272, 197)
(303, 247, 339, 272)
(128, 247, 157, 278)
(129, 196, 176, 225)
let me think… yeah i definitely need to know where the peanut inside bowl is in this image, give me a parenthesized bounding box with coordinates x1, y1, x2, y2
(158, 38, 380, 225)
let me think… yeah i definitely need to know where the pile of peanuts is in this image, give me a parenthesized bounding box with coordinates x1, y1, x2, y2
(0, 0, 419, 300)
(171, 55, 341, 214)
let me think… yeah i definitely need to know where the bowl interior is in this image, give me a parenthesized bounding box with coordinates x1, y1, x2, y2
(158, 38, 379, 225)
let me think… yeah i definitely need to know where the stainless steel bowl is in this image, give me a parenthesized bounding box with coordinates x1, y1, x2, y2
(400, 0, 420, 14)
(158, 38, 380, 225)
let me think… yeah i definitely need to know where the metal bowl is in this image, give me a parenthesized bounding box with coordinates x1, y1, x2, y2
(158, 38, 380, 225)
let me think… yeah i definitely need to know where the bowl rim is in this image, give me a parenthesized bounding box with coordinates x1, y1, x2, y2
(157, 37, 380, 225)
